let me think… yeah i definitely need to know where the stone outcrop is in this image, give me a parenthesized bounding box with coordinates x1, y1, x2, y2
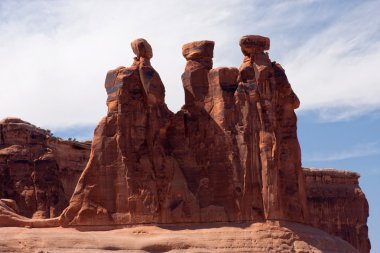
(167, 37, 308, 223)
(60, 36, 309, 226)
(304, 168, 370, 253)
(0, 221, 359, 253)
(0, 35, 370, 253)
(0, 118, 90, 219)
(0, 198, 60, 227)
(60, 38, 195, 225)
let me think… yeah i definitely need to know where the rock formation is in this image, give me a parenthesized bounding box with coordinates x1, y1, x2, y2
(60, 38, 195, 225)
(0, 121, 369, 253)
(0, 35, 371, 253)
(59, 36, 310, 226)
(0, 118, 90, 219)
(304, 168, 370, 253)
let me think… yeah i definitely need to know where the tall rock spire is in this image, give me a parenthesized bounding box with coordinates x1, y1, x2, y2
(238, 35, 307, 222)
(61, 39, 198, 225)
(60, 36, 307, 226)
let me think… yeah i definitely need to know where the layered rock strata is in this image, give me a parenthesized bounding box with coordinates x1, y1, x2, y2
(304, 168, 370, 253)
(0, 118, 90, 219)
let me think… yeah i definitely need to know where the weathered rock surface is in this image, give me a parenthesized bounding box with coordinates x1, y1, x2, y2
(304, 168, 370, 253)
(60, 36, 309, 226)
(0, 35, 370, 253)
(60, 38, 188, 225)
(0, 121, 369, 252)
(0, 221, 359, 253)
(0, 199, 59, 227)
(0, 118, 90, 219)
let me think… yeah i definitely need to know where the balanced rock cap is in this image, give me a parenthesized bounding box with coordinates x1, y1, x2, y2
(182, 40, 215, 60)
(131, 38, 153, 59)
(239, 35, 270, 56)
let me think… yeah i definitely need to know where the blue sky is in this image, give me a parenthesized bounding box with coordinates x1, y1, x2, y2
(298, 110, 380, 252)
(0, 0, 379, 251)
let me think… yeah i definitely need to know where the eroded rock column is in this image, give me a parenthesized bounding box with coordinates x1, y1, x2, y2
(239, 35, 307, 222)
(60, 39, 198, 225)
(169, 41, 234, 222)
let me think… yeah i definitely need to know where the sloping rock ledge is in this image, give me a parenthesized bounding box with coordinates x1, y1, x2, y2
(0, 221, 357, 253)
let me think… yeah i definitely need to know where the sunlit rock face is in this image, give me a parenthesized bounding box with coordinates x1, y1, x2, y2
(304, 168, 370, 253)
(60, 36, 309, 226)
(60, 38, 198, 225)
(0, 36, 369, 253)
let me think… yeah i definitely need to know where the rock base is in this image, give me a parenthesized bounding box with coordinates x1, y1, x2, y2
(0, 221, 359, 253)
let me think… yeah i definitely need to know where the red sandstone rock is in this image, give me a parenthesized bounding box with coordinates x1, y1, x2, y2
(237, 35, 307, 222)
(60, 36, 309, 225)
(0, 221, 360, 253)
(60, 39, 199, 225)
(182, 40, 214, 60)
(0, 35, 370, 253)
(181, 40, 214, 106)
(304, 168, 370, 253)
(131, 38, 153, 59)
(0, 118, 90, 219)
(239, 35, 270, 55)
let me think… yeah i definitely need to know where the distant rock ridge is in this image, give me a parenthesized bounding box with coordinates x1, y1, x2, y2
(0, 36, 370, 253)
(304, 168, 370, 253)
(0, 117, 90, 219)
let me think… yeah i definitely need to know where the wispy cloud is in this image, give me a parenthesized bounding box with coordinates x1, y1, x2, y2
(0, 0, 379, 128)
(304, 142, 380, 162)
(284, 1, 380, 120)
(298, 106, 380, 123)
(0, 0, 249, 128)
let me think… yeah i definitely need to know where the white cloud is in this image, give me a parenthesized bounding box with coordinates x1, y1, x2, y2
(0, 0, 248, 128)
(298, 106, 380, 123)
(304, 142, 380, 162)
(0, 0, 379, 129)
(284, 1, 380, 119)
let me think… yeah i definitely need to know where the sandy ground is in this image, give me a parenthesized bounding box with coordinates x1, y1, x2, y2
(0, 221, 358, 253)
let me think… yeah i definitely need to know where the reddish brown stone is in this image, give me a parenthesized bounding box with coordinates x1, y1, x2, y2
(182, 40, 214, 60)
(58, 36, 310, 225)
(236, 36, 308, 222)
(60, 39, 200, 226)
(56, 36, 362, 231)
(240, 35, 270, 55)
(0, 36, 370, 253)
(181, 40, 215, 107)
(304, 168, 370, 253)
(0, 118, 90, 219)
(131, 38, 153, 59)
